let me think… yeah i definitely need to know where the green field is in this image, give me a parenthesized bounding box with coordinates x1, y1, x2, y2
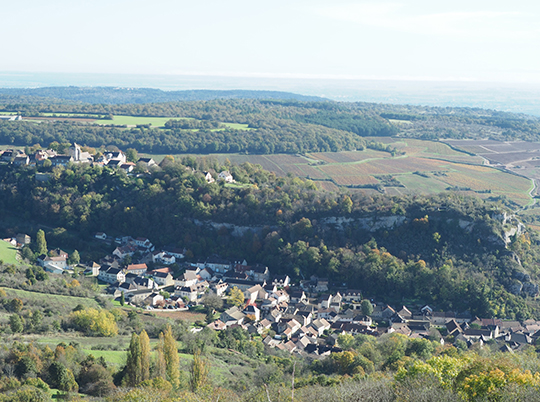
(2, 288, 101, 312)
(94, 115, 190, 127)
(0, 241, 19, 265)
(138, 138, 532, 207)
(10, 112, 250, 130)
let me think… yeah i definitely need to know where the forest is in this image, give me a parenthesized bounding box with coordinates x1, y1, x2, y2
(1, 93, 540, 155)
(0, 157, 539, 320)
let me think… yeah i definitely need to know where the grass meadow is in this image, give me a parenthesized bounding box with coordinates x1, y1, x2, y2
(0, 241, 20, 265)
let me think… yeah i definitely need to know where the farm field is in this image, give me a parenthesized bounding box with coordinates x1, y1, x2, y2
(137, 138, 533, 207)
(8, 112, 250, 130)
(0, 240, 19, 265)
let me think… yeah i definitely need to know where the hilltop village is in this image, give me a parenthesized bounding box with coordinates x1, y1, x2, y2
(0, 142, 235, 182)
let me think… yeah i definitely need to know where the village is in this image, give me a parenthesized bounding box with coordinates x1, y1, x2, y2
(6, 228, 540, 359)
(0, 143, 236, 184)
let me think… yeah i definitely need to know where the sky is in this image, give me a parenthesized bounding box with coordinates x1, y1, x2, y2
(3, 0, 540, 83)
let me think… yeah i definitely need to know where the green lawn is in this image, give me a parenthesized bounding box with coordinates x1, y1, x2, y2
(94, 115, 191, 127)
(0, 240, 19, 265)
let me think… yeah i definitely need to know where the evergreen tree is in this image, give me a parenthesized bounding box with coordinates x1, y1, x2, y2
(139, 330, 151, 382)
(68, 250, 80, 265)
(162, 325, 180, 388)
(120, 291, 125, 307)
(35, 229, 47, 256)
(9, 314, 24, 333)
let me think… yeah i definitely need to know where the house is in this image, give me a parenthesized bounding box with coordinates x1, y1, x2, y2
(243, 305, 261, 322)
(290, 291, 307, 304)
(145, 292, 164, 307)
(13, 154, 29, 166)
(205, 256, 231, 273)
(311, 318, 331, 336)
(342, 290, 363, 303)
(103, 151, 126, 164)
(227, 278, 266, 292)
(133, 277, 155, 290)
(210, 280, 228, 297)
(113, 244, 137, 260)
(137, 157, 157, 168)
(176, 286, 198, 302)
(203, 171, 215, 183)
(278, 318, 302, 339)
(272, 275, 290, 288)
(220, 306, 246, 326)
(162, 246, 184, 259)
(84, 262, 101, 276)
(16, 233, 31, 245)
(133, 237, 152, 249)
(95, 232, 107, 240)
(99, 266, 125, 284)
(318, 294, 333, 310)
(50, 155, 74, 167)
(248, 264, 270, 282)
(1, 150, 14, 162)
(50, 248, 69, 258)
(156, 253, 175, 265)
(153, 272, 174, 286)
(207, 320, 227, 331)
(125, 263, 148, 275)
(175, 271, 199, 287)
(120, 163, 135, 173)
(315, 278, 329, 292)
(124, 273, 139, 284)
(217, 171, 234, 183)
(198, 267, 215, 281)
(40, 256, 68, 271)
(244, 284, 266, 304)
(446, 319, 464, 337)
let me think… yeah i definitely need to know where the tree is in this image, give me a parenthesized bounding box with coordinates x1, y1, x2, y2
(162, 325, 180, 388)
(139, 330, 151, 382)
(9, 314, 24, 333)
(126, 148, 138, 163)
(190, 349, 209, 393)
(35, 229, 47, 256)
(9, 298, 23, 313)
(361, 299, 373, 316)
(68, 250, 80, 265)
(120, 291, 125, 307)
(155, 333, 167, 380)
(49, 362, 78, 394)
(229, 287, 244, 307)
(125, 333, 142, 386)
(202, 293, 223, 313)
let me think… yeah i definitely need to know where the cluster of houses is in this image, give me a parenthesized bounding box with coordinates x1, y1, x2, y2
(0, 144, 237, 185)
(0, 144, 157, 173)
(8, 227, 539, 358)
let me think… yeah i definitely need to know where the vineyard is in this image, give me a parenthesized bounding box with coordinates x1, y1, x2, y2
(139, 138, 534, 207)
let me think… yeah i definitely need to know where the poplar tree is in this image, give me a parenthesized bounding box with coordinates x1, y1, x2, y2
(154, 332, 167, 380)
(139, 329, 151, 382)
(125, 332, 142, 386)
(36, 229, 47, 256)
(190, 349, 209, 393)
(163, 325, 180, 388)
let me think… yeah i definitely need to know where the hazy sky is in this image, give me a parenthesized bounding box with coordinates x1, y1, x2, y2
(4, 0, 540, 83)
